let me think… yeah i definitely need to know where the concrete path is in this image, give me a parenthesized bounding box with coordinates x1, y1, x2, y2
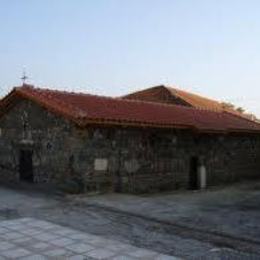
(0, 218, 179, 260)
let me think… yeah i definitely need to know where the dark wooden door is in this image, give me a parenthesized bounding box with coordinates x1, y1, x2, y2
(19, 150, 33, 182)
(189, 156, 199, 190)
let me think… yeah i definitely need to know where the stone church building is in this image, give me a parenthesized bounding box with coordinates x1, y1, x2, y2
(0, 84, 260, 193)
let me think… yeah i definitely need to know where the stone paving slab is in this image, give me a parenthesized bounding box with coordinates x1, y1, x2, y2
(0, 218, 180, 259)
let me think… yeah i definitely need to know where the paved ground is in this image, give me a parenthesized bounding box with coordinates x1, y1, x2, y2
(0, 181, 260, 259)
(0, 218, 177, 259)
(79, 180, 260, 243)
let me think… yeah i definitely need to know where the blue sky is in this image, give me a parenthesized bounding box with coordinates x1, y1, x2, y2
(1, 0, 260, 115)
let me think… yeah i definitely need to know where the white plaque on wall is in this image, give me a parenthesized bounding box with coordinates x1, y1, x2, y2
(94, 158, 108, 171)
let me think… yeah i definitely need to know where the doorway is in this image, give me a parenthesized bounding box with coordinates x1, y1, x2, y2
(19, 150, 33, 182)
(189, 156, 199, 190)
(114, 171, 122, 192)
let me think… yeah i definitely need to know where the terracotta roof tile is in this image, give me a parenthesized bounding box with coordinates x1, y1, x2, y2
(166, 86, 223, 111)
(124, 85, 255, 121)
(123, 85, 227, 112)
(1, 85, 260, 133)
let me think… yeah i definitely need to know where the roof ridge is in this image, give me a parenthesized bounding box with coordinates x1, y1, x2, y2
(22, 84, 124, 102)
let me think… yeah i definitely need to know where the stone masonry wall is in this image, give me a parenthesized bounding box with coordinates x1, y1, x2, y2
(0, 99, 81, 187)
(0, 98, 260, 193)
(79, 128, 260, 193)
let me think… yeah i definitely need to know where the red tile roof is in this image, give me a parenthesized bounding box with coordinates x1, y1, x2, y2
(124, 85, 241, 112)
(1, 85, 260, 134)
(166, 86, 254, 119)
(166, 86, 224, 111)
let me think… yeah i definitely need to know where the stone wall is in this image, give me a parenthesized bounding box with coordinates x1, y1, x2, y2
(0, 98, 260, 193)
(0, 99, 80, 187)
(79, 128, 260, 193)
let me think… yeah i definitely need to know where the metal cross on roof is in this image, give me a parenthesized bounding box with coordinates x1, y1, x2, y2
(21, 69, 28, 85)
